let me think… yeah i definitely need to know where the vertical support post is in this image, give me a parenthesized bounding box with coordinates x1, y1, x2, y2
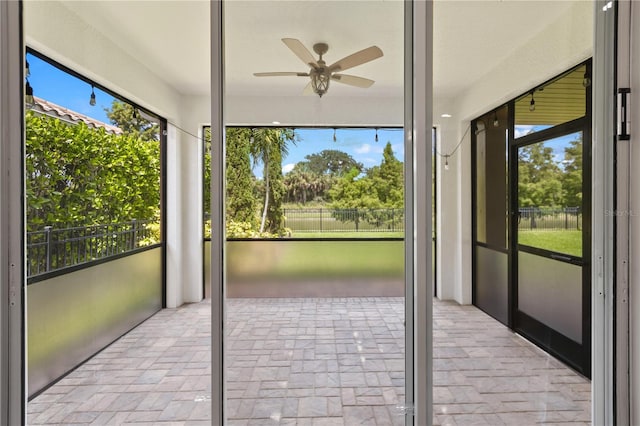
(44, 226, 52, 272)
(211, 1, 225, 424)
(319, 208, 322, 233)
(392, 208, 396, 232)
(592, 1, 617, 424)
(406, 1, 433, 424)
(132, 219, 138, 249)
(0, 0, 26, 423)
(355, 208, 359, 232)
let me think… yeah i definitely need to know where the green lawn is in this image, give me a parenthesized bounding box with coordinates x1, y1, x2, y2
(289, 231, 404, 239)
(518, 230, 582, 257)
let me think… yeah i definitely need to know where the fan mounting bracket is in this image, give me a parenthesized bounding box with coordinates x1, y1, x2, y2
(313, 43, 329, 57)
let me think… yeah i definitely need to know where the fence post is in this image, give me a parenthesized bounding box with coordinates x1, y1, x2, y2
(355, 209, 359, 232)
(319, 208, 323, 233)
(565, 208, 568, 229)
(530, 210, 536, 229)
(132, 219, 138, 249)
(44, 225, 52, 272)
(392, 209, 395, 231)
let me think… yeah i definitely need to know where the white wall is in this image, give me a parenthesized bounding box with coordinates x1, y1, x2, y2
(433, 1, 593, 304)
(24, 1, 204, 308)
(226, 95, 403, 127)
(177, 95, 211, 304)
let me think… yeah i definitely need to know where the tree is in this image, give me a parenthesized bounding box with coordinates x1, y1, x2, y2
(283, 167, 313, 204)
(26, 111, 160, 232)
(105, 100, 159, 141)
(328, 142, 404, 229)
(225, 128, 257, 226)
(517, 143, 563, 208)
(561, 138, 583, 208)
(284, 162, 337, 204)
(300, 149, 363, 176)
(249, 128, 296, 234)
(367, 142, 404, 208)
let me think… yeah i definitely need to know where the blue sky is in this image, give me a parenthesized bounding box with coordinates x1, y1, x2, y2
(515, 125, 582, 167)
(284, 128, 405, 174)
(27, 52, 404, 173)
(27, 52, 116, 123)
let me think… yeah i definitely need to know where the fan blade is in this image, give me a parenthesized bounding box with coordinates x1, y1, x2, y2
(331, 74, 375, 88)
(254, 72, 309, 77)
(282, 38, 318, 68)
(329, 46, 383, 72)
(302, 81, 314, 95)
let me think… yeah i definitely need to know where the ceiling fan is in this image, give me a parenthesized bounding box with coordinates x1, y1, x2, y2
(254, 38, 383, 98)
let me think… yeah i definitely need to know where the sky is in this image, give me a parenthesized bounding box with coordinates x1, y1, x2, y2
(27, 52, 116, 123)
(27, 52, 404, 173)
(283, 128, 404, 174)
(514, 125, 582, 167)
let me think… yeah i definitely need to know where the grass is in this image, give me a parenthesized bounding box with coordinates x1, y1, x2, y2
(289, 231, 404, 239)
(518, 230, 582, 257)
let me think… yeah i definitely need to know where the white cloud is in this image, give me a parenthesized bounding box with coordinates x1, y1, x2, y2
(354, 144, 372, 154)
(514, 125, 536, 138)
(362, 157, 377, 165)
(282, 163, 295, 174)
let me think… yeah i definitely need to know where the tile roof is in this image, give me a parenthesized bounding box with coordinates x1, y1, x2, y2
(31, 97, 123, 135)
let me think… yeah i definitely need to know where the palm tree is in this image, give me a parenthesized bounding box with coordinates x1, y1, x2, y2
(250, 128, 296, 233)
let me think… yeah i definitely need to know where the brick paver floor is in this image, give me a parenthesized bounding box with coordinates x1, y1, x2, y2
(27, 297, 590, 425)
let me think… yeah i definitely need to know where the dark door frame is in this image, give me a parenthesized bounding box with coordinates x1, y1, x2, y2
(472, 59, 593, 377)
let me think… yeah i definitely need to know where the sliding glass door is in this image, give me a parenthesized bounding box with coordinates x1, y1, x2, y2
(472, 105, 510, 325)
(473, 61, 592, 376)
(512, 63, 591, 376)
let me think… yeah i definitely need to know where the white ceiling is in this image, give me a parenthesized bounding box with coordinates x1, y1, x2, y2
(59, 0, 581, 108)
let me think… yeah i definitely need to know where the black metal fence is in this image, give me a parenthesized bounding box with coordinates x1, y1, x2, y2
(518, 207, 581, 231)
(27, 220, 159, 278)
(284, 208, 404, 233)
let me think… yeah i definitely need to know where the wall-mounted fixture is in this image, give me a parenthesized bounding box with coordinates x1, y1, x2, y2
(89, 85, 96, 106)
(529, 91, 536, 112)
(25, 80, 34, 107)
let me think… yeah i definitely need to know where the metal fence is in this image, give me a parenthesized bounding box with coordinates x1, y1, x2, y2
(518, 207, 581, 231)
(27, 220, 159, 278)
(284, 208, 404, 233)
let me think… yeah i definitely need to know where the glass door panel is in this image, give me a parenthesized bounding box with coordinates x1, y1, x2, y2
(222, 2, 410, 424)
(472, 105, 509, 325)
(517, 133, 583, 258)
(514, 131, 590, 376)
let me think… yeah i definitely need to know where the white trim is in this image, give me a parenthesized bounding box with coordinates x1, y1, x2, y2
(410, 1, 433, 424)
(0, 0, 26, 423)
(615, 2, 631, 424)
(403, 2, 415, 419)
(592, 1, 617, 424)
